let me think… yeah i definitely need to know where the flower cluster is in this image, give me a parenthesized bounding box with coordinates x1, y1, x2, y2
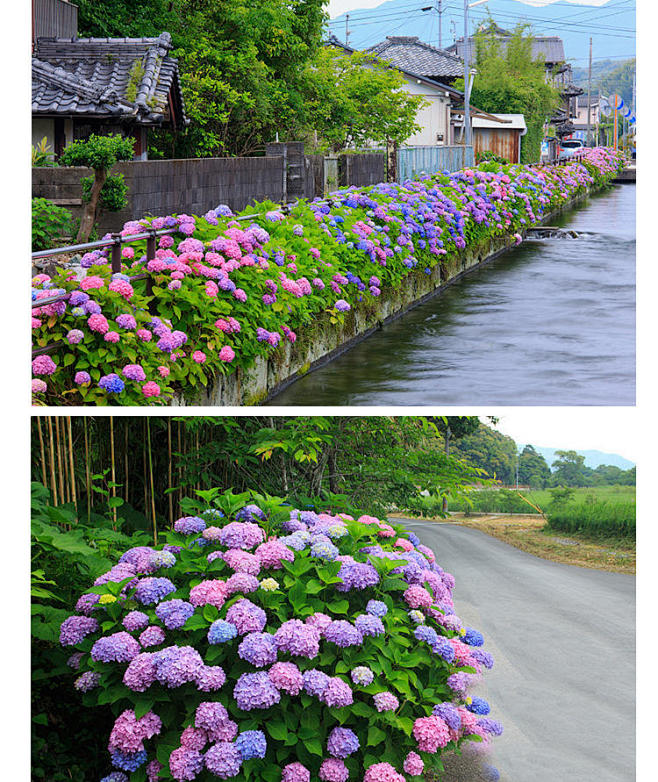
(58, 498, 502, 780)
(32, 150, 624, 405)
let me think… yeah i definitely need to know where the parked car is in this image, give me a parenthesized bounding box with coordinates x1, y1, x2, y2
(557, 139, 584, 160)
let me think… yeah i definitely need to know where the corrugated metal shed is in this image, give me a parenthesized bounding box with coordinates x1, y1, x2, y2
(472, 114, 527, 164)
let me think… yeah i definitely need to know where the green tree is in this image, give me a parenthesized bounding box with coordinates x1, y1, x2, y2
(78, 0, 327, 158)
(302, 47, 427, 152)
(463, 18, 561, 163)
(518, 444, 550, 488)
(550, 450, 592, 487)
(58, 134, 134, 241)
(450, 422, 517, 485)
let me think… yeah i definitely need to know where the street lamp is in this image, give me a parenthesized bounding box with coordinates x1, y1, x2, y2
(463, 0, 488, 148)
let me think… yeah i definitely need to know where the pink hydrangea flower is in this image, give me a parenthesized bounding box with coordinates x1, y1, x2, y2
(104, 331, 120, 343)
(412, 715, 450, 753)
(32, 355, 56, 375)
(32, 378, 47, 394)
(81, 275, 105, 291)
(403, 752, 424, 776)
(192, 351, 206, 364)
(219, 346, 235, 362)
(88, 314, 109, 334)
(142, 381, 161, 397)
(363, 763, 406, 782)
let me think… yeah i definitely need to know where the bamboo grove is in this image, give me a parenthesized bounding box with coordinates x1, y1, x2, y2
(30, 416, 486, 533)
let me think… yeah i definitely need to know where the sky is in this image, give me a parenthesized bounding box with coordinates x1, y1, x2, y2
(485, 409, 637, 461)
(328, 0, 612, 21)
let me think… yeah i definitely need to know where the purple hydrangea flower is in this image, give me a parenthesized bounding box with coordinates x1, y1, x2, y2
(325, 620, 363, 648)
(238, 632, 278, 667)
(233, 671, 281, 710)
(173, 516, 206, 535)
(204, 742, 242, 778)
(134, 577, 176, 605)
(327, 727, 360, 758)
(155, 599, 194, 630)
(59, 615, 98, 646)
(91, 632, 141, 663)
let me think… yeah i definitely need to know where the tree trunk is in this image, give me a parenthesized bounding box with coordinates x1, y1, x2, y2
(76, 167, 106, 243)
(328, 447, 340, 494)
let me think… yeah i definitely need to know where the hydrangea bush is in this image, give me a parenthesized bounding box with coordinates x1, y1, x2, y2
(58, 497, 502, 781)
(32, 148, 623, 405)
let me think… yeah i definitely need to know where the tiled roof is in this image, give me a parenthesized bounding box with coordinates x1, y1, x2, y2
(366, 36, 464, 79)
(32, 32, 187, 126)
(448, 35, 565, 66)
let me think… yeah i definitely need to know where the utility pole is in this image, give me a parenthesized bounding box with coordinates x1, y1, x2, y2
(613, 93, 618, 151)
(345, 14, 350, 47)
(586, 37, 592, 147)
(463, 0, 488, 149)
(438, 0, 443, 49)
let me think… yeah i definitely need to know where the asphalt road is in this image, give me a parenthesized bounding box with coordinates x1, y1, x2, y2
(396, 520, 636, 782)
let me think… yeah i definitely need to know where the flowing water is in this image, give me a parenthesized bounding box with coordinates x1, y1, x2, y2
(268, 184, 635, 406)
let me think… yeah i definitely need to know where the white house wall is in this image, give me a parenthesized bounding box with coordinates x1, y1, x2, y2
(399, 75, 451, 146)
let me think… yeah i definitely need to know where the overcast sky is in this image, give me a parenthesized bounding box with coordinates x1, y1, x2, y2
(486, 409, 637, 462)
(328, 0, 612, 21)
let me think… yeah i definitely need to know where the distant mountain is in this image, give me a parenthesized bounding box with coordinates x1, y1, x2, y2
(329, 0, 635, 67)
(523, 446, 635, 471)
(572, 57, 635, 105)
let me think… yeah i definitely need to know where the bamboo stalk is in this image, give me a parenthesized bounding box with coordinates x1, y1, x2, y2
(146, 418, 158, 546)
(124, 422, 129, 505)
(36, 417, 47, 487)
(178, 421, 182, 512)
(143, 421, 148, 514)
(67, 416, 77, 515)
(54, 416, 65, 506)
(167, 418, 173, 526)
(109, 416, 117, 529)
(47, 417, 58, 505)
(83, 417, 91, 522)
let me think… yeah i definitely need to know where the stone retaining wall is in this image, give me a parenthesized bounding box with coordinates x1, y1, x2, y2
(172, 188, 594, 407)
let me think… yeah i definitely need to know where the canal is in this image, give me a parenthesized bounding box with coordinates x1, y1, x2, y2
(268, 184, 635, 406)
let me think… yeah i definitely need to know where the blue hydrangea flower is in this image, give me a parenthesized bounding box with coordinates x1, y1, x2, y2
(366, 600, 387, 617)
(466, 696, 490, 715)
(463, 627, 484, 646)
(208, 619, 238, 644)
(110, 749, 147, 772)
(310, 541, 339, 560)
(235, 730, 267, 760)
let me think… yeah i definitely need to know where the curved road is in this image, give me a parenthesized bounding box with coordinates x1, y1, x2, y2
(396, 519, 635, 782)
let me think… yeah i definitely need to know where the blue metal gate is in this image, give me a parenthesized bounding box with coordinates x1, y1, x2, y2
(396, 145, 475, 181)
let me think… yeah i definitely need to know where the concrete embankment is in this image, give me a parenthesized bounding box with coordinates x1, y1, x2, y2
(173, 187, 598, 406)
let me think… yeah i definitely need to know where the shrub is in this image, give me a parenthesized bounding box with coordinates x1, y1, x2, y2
(55, 494, 500, 780)
(59, 133, 134, 242)
(32, 198, 75, 251)
(475, 151, 508, 165)
(82, 173, 129, 213)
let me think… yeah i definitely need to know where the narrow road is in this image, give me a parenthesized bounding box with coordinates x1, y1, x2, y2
(396, 519, 635, 782)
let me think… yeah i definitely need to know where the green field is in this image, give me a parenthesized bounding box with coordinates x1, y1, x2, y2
(438, 485, 636, 542)
(441, 484, 635, 515)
